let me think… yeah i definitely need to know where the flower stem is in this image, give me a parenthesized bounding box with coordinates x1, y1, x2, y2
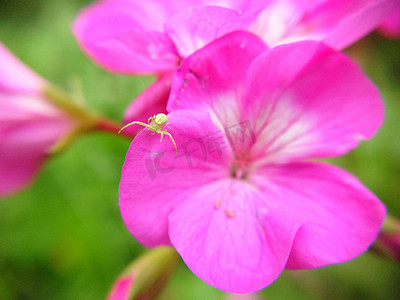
(95, 117, 136, 138)
(43, 84, 136, 154)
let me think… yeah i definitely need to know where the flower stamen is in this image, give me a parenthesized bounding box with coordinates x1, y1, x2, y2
(224, 210, 235, 218)
(214, 199, 222, 209)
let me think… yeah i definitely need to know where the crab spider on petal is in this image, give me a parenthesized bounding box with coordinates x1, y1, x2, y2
(119, 113, 177, 153)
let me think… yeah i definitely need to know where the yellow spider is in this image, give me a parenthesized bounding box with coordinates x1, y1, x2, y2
(119, 113, 177, 152)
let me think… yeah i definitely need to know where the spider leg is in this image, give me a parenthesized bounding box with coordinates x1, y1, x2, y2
(159, 128, 168, 140)
(118, 121, 151, 134)
(148, 116, 155, 124)
(160, 131, 177, 153)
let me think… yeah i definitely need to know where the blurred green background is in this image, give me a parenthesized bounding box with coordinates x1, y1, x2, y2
(0, 1, 399, 299)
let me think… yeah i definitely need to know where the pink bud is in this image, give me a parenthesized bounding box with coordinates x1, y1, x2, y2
(106, 247, 179, 300)
(224, 292, 262, 300)
(375, 216, 400, 262)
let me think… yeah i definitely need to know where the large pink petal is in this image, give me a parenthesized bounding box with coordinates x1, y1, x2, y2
(242, 41, 383, 163)
(119, 110, 231, 247)
(251, 0, 400, 49)
(169, 179, 301, 293)
(252, 162, 386, 269)
(122, 73, 172, 136)
(0, 42, 44, 95)
(73, 0, 181, 73)
(164, 6, 260, 58)
(168, 31, 267, 129)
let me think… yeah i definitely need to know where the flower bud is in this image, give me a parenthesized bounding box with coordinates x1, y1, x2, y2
(107, 247, 179, 300)
(373, 215, 400, 262)
(224, 293, 262, 300)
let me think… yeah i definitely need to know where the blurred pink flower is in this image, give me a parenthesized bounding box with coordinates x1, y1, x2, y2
(73, 0, 399, 124)
(378, 6, 400, 38)
(119, 32, 386, 292)
(0, 43, 77, 197)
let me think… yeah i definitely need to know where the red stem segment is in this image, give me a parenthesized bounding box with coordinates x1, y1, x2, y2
(95, 118, 137, 139)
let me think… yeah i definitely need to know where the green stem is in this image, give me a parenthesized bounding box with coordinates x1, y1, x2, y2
(44, 85, 98, 126)
(43, 84, 135, 153)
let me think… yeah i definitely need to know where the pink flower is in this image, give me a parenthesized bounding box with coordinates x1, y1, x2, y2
(0, 43, 77, 197)
(73, 0, 399, 124)
(119, 32, 386, 292)
(74, 0, 399, 72)
(378, 6, 400, 38)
